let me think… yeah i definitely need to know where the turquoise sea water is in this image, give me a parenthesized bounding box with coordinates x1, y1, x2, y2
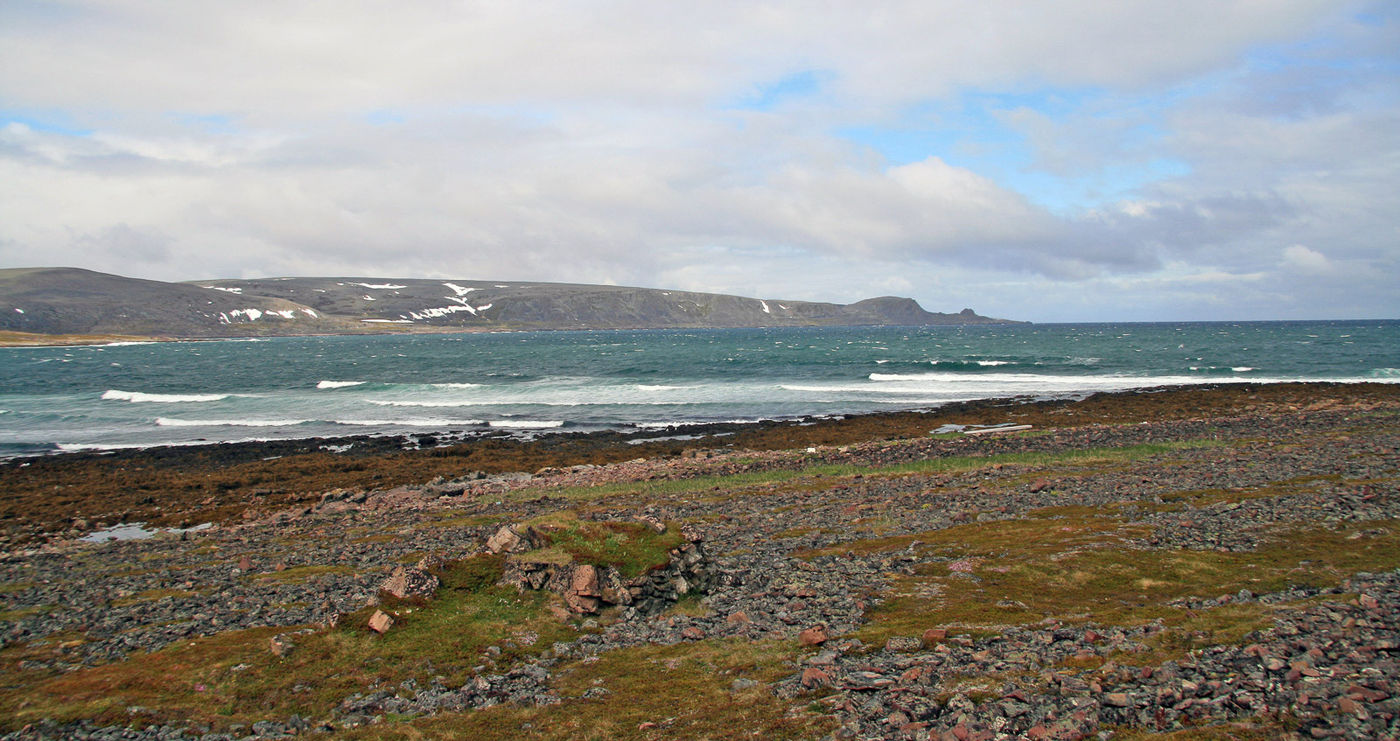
(0, 321, 1395, 457)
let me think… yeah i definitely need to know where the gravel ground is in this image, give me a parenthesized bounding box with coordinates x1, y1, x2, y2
(1, 396, 1397, 740)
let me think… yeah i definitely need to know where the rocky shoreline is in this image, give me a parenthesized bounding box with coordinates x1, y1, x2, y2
(1, 382, 1397, 739)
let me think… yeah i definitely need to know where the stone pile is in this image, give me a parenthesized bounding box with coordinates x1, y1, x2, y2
(487, 521, 711, 616)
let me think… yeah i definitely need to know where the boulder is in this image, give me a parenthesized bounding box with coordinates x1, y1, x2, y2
(379, 566, 440, 600)
(368, 610, 394, 634)
(486, 525, 536, 554)
(563, 564, 604, 614)
(799, 625, 830, 646)
(570, 564, 600, 596)
(801, 667, 833, 689)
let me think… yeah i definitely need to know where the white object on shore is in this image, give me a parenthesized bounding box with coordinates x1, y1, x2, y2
(962, 424, 1033, 436)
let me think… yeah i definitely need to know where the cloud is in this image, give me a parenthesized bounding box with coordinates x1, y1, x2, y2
(1282, 244, 1333, 272)
(0, 1, 1343, 117)
(0, 1, 1395, 321)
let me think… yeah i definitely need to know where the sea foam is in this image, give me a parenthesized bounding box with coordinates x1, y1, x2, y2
(156, 418, 309, 427)
(488, 420, 565, 429)
(316, 380, 366, 389)
(102, 389, 229, 403)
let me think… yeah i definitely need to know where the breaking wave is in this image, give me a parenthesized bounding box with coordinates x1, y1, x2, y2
(102, 389, 230, 403)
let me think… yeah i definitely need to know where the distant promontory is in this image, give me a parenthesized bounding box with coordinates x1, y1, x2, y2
(0, 267, 1023, 341)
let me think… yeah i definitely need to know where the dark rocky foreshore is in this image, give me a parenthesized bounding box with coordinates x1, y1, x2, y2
(1, 383, 1397, 739)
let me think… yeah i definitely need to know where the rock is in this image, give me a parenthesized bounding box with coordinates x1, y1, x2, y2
(486, 525, 534, 554)
(884, 635, 922, 652)
(564, 564, 603, 614)
(1103, 692, 1131, 707)
(368, 610, 395, 634)
(799, 624, 830, 646)
(922, 628, 948, 644)
(380, 566, 440, 600)
(571, 564, 600, 597)
(801, 667, 833, 689)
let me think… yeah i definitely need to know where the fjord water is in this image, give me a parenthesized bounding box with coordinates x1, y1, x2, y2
(1, 321, 1396, 457)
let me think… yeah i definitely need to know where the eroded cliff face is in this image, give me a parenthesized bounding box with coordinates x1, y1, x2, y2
(0, 267, 1021, 338)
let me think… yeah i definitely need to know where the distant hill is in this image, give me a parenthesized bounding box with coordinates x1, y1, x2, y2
(0, 267, 1022, 339)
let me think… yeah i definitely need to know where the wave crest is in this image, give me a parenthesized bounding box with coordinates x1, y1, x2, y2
(102, 389, 229, 403)
(156, 418, 309, 427)
(316, 380, 366, 389)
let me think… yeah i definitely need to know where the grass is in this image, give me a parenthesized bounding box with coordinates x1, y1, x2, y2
(0, 555, 580, 732)
(0, 510, 696, 734)
(841, 510, 1400, 659)
(493, 440, 1219, 510)
(0, 605, 53, 621)
(2, 406, 1393, 738)
(109, 588, 200, 607)
(342, 638, 835, 741)
(522, 511, 684, 580)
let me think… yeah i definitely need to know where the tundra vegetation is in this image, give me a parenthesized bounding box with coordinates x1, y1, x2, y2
(0, 382, 1396, 739)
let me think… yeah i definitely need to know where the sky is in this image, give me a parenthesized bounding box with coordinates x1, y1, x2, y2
(1, 1, 1397, 322)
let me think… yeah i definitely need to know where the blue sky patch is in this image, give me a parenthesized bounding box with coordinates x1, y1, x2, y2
(731, 69, 833, 111)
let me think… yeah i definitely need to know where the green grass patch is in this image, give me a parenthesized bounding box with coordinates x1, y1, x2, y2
(523, 512, 684, 580)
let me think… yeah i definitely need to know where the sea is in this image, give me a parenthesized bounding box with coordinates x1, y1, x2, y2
(1, 321, 1396, 458)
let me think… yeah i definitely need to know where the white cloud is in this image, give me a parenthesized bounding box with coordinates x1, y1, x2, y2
(0, 0, 1395, 321)
(1282, 244, 1332, 272)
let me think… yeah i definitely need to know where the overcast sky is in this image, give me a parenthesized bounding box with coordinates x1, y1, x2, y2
(1, 1, 1396, 322)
